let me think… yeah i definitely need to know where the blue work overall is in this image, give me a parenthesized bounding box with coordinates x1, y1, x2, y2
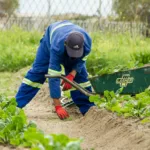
(16, 20, 95, 115)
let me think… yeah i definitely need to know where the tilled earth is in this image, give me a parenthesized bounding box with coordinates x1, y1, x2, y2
(25, 84, 150, 150)
(1, 83, 150, 150)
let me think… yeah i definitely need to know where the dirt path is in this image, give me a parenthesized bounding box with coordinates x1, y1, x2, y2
(23, 83, 150, 150)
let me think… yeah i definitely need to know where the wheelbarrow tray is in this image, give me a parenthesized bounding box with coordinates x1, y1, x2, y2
(89, 65, 150, 95)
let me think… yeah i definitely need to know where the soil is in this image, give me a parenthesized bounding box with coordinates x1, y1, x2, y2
(1, 81, 150, 150)
(24, 83, 150, 150)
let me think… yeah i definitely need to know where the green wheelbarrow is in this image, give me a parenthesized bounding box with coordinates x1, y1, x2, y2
(89, 65, 150, 95)
(45, 65, 150, 105)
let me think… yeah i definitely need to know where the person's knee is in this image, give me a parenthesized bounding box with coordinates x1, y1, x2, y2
(78, 103, 95, 115)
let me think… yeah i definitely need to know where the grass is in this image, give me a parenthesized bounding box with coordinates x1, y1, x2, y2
(0, 26, 41, 72)
(0, 27, 150, 74)
(0, 67, 30, 96)
(87, 32, 150, 75)
(1, 27, 150, 74)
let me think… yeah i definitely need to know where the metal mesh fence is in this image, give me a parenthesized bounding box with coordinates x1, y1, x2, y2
(0, 0, 150, 36)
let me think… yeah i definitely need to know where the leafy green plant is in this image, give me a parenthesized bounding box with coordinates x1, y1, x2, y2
(90, 88, 150, 120)
(0, 95, 82, 149)
(131, 50, 150, 67)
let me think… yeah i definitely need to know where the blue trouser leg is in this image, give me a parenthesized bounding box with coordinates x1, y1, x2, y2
(16, 38, 50, 108)
(65, 67, 95, 115)
(71, 86, 94, 115)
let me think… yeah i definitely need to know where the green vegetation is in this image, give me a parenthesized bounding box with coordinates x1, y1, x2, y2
(0, 95, 82, 149)
(0, 26, 41, 72)
(90, 87, 150, 122)
(0, 67, 29, 96)
(1, 27, 150, 75)
(87, 32, 150, 75)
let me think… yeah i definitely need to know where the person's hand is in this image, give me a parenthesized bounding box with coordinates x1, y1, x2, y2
(61, 74, 75, 91)
(55, 105, 69, 119)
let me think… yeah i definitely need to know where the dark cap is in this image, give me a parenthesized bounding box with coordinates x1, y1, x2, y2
(65, 32, 84, 58)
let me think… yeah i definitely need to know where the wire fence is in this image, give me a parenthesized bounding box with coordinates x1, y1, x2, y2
(0, 0, 150, 36)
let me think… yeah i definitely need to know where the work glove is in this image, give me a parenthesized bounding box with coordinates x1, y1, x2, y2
(55, 105, 69, 120)
(61, 74, 75, 91)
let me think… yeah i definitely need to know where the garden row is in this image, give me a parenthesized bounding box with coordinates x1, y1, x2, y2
(0, 95, 82, 149)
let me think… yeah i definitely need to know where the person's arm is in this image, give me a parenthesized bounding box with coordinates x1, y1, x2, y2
(48, 52, 69, 119)
(70, 69, 77, 76)
(48, 52, 61, 100)
(53, 98, 61, 106)
(61, 62, 84, 91)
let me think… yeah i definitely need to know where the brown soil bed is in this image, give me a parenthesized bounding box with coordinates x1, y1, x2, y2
(24, 83, 150, 150)
(1, 82, 150, 150)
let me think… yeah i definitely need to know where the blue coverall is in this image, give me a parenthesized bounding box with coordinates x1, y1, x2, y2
(16, 20, 95, 115)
